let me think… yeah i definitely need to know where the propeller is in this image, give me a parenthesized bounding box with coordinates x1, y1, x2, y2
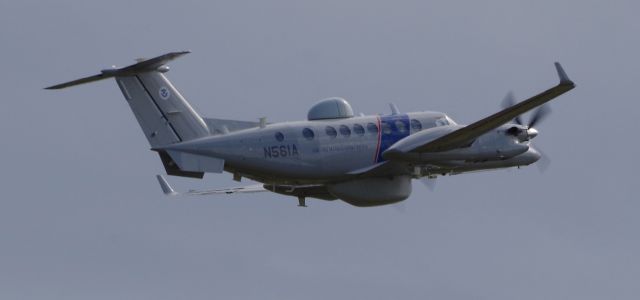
(501, 91, 523, 125)
(420, 177, 437, 192)
(502, 92, 552, 172)
(532, 146, 551, 173)
(527, 104, 551, 128)
(501, 92, 552, 139)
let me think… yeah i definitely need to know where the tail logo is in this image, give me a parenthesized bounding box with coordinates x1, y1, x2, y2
(159, 87, 171, 100)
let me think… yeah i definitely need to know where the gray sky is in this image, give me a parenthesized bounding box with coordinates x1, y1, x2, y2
(1, 0, 638, 299)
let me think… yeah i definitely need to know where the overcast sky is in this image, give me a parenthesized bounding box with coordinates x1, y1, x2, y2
(1, 0, 638, 299)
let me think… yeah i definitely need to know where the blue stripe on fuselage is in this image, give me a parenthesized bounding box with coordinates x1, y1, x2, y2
(376, 114, 410, 162)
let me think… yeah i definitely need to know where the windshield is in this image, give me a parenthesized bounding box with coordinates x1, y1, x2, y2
(436, 115, 457, 126)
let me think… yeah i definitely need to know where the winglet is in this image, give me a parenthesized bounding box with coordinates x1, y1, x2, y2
(554, 62, 574, 86)
(156, 175, 178, 196)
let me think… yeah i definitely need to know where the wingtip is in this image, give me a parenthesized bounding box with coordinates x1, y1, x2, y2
(554, 62, 575, 87)
(173, 50, 191, 56)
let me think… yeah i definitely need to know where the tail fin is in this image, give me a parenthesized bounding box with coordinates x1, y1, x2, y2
(47, 51, 211, 178)
(46, 51, 209, 147)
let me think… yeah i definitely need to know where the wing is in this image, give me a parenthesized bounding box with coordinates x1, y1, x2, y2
(156, 175, 266, 196)
(411, 62, 575, 153)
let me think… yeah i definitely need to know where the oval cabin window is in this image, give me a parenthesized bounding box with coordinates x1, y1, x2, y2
(275, 132, 284, 142)
(302, 128, 315, 140)
(325, 126, 337, 138)
(353, 124, 365, 136)
(339, 125, 351, 137)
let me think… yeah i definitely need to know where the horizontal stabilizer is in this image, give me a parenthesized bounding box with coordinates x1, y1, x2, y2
(156, 175, 267, 196)
(45, 74, 110, 90)
(45, 51, 190, 89)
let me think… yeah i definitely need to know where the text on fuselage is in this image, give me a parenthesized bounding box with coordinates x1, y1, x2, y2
(264, 144, 299, 158)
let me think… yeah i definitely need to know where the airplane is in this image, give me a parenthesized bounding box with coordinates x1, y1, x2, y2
(46, 51, 575, 207)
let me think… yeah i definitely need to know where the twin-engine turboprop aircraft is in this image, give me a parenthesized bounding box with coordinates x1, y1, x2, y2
(47, 51, 575, 207)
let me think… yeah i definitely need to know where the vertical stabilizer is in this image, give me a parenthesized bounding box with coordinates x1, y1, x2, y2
(115, 71, 209, 147)
(46, 52, 212, 178)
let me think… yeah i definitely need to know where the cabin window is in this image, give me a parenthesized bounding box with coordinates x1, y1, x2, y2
(395, 120, 407, 133)
(410, 119, 422, 131)
(339, 125, 351, 137)
(302, 128, 315, 140)
(353, 124, 365, 136)
(275, 131, 284, 142)
(367, 123, 379, 135)
(325, 126, 337, 138)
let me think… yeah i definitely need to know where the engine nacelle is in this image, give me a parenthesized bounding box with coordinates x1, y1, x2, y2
(328, 176, 412, 207)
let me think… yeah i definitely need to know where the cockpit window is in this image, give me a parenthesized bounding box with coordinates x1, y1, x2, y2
(395, 120, 407, 133)
(410, 119, 422, 131)
(381, 122, 392, 135)
(435, 117, 450, 127)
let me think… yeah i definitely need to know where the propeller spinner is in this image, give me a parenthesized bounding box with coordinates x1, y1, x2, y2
(502, 92, 551, 141)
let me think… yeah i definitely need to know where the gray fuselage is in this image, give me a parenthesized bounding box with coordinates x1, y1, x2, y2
(168, 111, 539, 185)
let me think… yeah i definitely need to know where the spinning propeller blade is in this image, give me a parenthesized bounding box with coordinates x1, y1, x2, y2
(533, 146, 551, 173)
(501, 93, 553, 171)
(501, 91, 523, 125)
(420, 177, 437, 192)
(502, 92, 553, 135)
(528, 105, 551, 128)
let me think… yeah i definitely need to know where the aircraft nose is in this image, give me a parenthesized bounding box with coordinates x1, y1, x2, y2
(527, 127, 539, 139)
